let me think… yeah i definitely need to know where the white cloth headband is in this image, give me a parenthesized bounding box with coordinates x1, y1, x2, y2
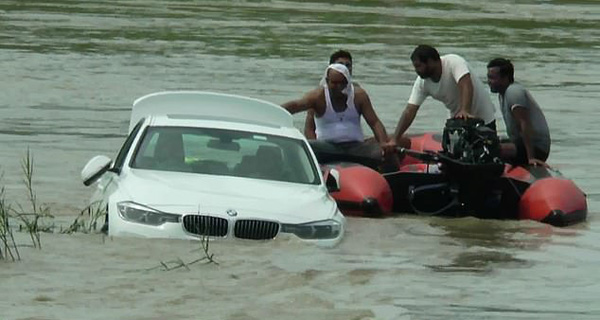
(320, 63, 354, 96)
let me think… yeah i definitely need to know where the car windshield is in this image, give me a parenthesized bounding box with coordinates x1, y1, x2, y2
(130, 126, 320, 185)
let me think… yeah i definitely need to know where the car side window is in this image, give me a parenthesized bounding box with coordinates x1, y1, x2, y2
(112, 119, 144, 173)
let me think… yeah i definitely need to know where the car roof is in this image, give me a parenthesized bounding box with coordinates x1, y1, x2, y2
(129, 91, 293, 133)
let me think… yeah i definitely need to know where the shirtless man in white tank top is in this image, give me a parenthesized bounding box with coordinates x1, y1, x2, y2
(281, 63, 396, 169)
(304, 50, 356, 140)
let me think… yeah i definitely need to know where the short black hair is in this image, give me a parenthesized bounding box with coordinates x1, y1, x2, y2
(410, 45, 440, 63)
(487, 58, 514, 83)
(329, 50, 352, 64)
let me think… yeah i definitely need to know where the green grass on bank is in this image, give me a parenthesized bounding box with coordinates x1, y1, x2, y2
(1, 150, 216, 268)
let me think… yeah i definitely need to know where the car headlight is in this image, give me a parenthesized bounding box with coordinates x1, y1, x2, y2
(117, 201, 180, 226)
(280, 219, 342, 240)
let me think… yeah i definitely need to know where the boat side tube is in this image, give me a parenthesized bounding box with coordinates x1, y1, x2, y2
(518, 178, 587, 226)
(329, 164, 393, 217)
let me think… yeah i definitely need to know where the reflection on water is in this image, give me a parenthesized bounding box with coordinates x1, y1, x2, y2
(431, 218, 550, 249)
(425, 217, 590, 273)
(427, 250, 531, 274)
(0, 0, 599, 319)
(425, 218, 541, 273)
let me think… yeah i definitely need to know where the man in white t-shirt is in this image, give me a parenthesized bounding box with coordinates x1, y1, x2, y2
(394, 45, 497, 146)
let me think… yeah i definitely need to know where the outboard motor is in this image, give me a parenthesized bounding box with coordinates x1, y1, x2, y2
(403, 118, 505, 216)
(438, 118, 504, 214)
(439, 118, 504, 179)
(442, 118, 501, 164)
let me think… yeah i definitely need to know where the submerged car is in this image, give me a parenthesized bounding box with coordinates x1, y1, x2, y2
(81, 91, 345, 246)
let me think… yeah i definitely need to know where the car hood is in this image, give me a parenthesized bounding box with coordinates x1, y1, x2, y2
(115, 169, 337, 224)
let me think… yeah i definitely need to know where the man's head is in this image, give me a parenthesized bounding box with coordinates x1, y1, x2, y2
(325, 64, 351, 98)
(330, 50, 353, 74)
(487, 58, 514, 94)
(410, 45, 441, 79)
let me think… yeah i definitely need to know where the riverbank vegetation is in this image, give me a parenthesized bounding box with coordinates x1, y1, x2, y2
(1, 150, 216, 267)
(1, 150, 55, 261)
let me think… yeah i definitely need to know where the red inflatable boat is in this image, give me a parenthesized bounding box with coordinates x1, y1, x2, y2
(320, 119, 587, 227)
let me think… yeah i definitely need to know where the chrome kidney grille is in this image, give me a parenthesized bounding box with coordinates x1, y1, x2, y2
(182, 215, 280, 240)
(234, 219, 279, 240)
(182, 215, 228, 237)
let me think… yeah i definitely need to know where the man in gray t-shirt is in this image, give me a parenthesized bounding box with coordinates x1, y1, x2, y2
(487, 58, 551, 166)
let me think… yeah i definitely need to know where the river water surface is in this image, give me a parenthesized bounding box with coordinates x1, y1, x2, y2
(1, 1, 599, 319)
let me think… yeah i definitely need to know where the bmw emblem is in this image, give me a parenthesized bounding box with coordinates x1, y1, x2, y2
(226, 209, 238, 217)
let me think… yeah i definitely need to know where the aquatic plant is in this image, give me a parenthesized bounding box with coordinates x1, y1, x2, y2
(12, 149, 54, 249)
(61, 200, 107, 234)
(2, 149, 218, 266)
(0, 178, 20, 261)
(193, 234, 219, 265)
(147, 235, 218, 272)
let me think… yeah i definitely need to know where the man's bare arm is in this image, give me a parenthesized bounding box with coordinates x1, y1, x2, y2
(456, 73, 474, 118)
(303, 109, 317, 139)
(281, 90, 319, 114)
(393, 104, 419, 145)
(512, 105, 547, 166)
(359, 93, 389, 144)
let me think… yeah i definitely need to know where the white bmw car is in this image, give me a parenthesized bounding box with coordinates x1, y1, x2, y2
(81, 91, 345, 246)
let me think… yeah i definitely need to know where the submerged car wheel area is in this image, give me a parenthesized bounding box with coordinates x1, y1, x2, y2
(81, 91, 345, 246)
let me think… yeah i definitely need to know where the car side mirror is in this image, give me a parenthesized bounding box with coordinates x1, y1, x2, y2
(324, 168, 341, 193)
(81, 155, 112, 186)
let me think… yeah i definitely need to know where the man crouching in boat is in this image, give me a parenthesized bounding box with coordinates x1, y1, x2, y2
(281, 63, 396, 170)
(487, 58, 551, 167)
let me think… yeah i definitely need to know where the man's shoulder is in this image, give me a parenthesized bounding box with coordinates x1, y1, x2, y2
(441, 54, 466, 63)
(441, 54, 470, 81)
(505, 83, 527, 97)
(353, 86, 371, 102)
(306, 86, 325, 98)
(353, 85, 368, 95)
(507, 82, 526, 90)
(504, 83, 531, 108)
